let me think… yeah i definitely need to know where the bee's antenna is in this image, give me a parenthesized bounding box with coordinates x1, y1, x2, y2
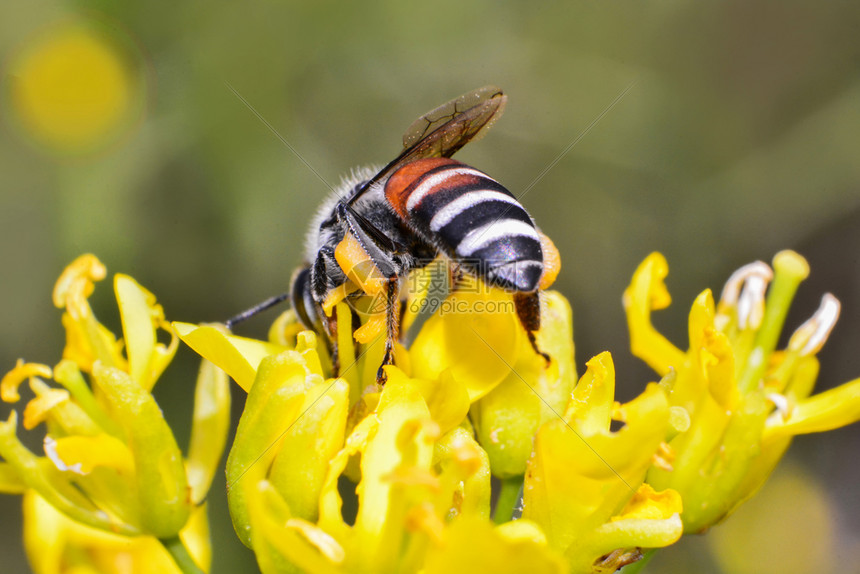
(225, 293, 290, 330)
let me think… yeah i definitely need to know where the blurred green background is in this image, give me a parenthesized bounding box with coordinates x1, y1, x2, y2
(1, 1, 859, 572)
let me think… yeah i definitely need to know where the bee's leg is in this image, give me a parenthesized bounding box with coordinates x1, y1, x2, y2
(513, 292, 550, 365)
(398, 297, 412, 342)
(376, 276, 401, 386)
(324, 310, 340, 376)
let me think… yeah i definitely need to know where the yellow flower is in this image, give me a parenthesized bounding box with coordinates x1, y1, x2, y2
(177, 275, 684, 573)
(0, 255, 230, 573)
(177, 310, 494, 570)
(624, 251, 860, 533)
(23, 490, 210, 574)
(522, 352, 684, 573)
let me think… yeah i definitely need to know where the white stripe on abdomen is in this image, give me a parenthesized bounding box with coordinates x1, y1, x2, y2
(429, 189, 520, 232)
(455, 219, 540, 257)
(405, 166, 493, 213)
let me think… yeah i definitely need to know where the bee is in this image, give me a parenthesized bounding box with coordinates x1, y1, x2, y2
(287, 86, 560, 383)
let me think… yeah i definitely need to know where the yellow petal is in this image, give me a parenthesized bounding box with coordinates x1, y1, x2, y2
(565, 351, 615, 434)
(1, 360, 52, 403)
(52, 359, 121, 436)
(268, 309, 306, 347)
(496, 518, 549, 545)
(45, 434, 134, 475)
(268, 378, 349, 522)
(23, 377, 101, 436)
(410, 287, 522, 402)
(433, 427, 491, 519)
(91, 363, 190, 538)
(23, 387, 70, 430)
(52, 254, 106, 311)
(682, 289, 739, 410)
(173, 322, 285, 392)
(295, 330, 326, 378)
(388, 367, 470, 437)
(623, 252, 685, 376)
(617, 483, 683, 521)
(472, 291, 577, 478)
(764, 377, 860, 439)
(52, 256, 127, 372)
(401, 260, 446, 335)
(0, 412, 139, 535)
(22, 489, 65, 574)
(318, 413, 377, 536)
(424, 516, 565, 574)
(353, 376, 435, 571)
(523, 380, 670, 553)
(561, 483, 682, 572)
(334, 303, 359, 394)
(225, 351, 321, 547)
(179, 503, 213, 574)
(60, 310, 127, 373)
(246, 479, 343, 574)
(116, 274, 161, 389)
(186, 359, 231, 504)
(23, 490, 199, 574)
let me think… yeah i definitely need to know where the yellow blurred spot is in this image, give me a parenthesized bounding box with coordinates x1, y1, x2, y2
(9, 22, 140, 153)
(709, 463, 835, 574)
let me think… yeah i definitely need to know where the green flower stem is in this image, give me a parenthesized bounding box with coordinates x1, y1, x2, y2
(737, 252, 808, 394)
(160, 535, 204, 574)
(493, 475, 523, 524)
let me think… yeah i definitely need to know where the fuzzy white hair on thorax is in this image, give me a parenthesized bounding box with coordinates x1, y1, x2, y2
(303, 165, 382, 264)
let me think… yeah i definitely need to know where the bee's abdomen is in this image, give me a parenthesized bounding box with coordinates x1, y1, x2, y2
(385, 157, 543, 292)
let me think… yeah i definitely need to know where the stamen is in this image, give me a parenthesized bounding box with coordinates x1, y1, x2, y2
(719, 262, 772, 307)
(766, 393, 791, 420)
(788, 293, 841, 356)
(652, 442, 675, 472)
(717, 262, 772, 330)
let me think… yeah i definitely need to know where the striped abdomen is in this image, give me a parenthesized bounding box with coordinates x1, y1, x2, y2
(385, 157, 543, 292)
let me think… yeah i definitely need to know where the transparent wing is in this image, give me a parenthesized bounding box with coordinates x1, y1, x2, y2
(348, 86, 507, 204)
(401, 85, 507, 154)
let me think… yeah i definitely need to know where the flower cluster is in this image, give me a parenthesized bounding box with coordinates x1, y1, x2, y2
(0, 255, 230, 573)
(2, 249, 859, 574)
(624, 250, 860, 535)
(176, 278, 685, 573)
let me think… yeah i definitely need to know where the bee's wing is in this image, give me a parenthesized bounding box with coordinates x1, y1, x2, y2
(401, 85, 507, 155)
(348, 86, 507, 204)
